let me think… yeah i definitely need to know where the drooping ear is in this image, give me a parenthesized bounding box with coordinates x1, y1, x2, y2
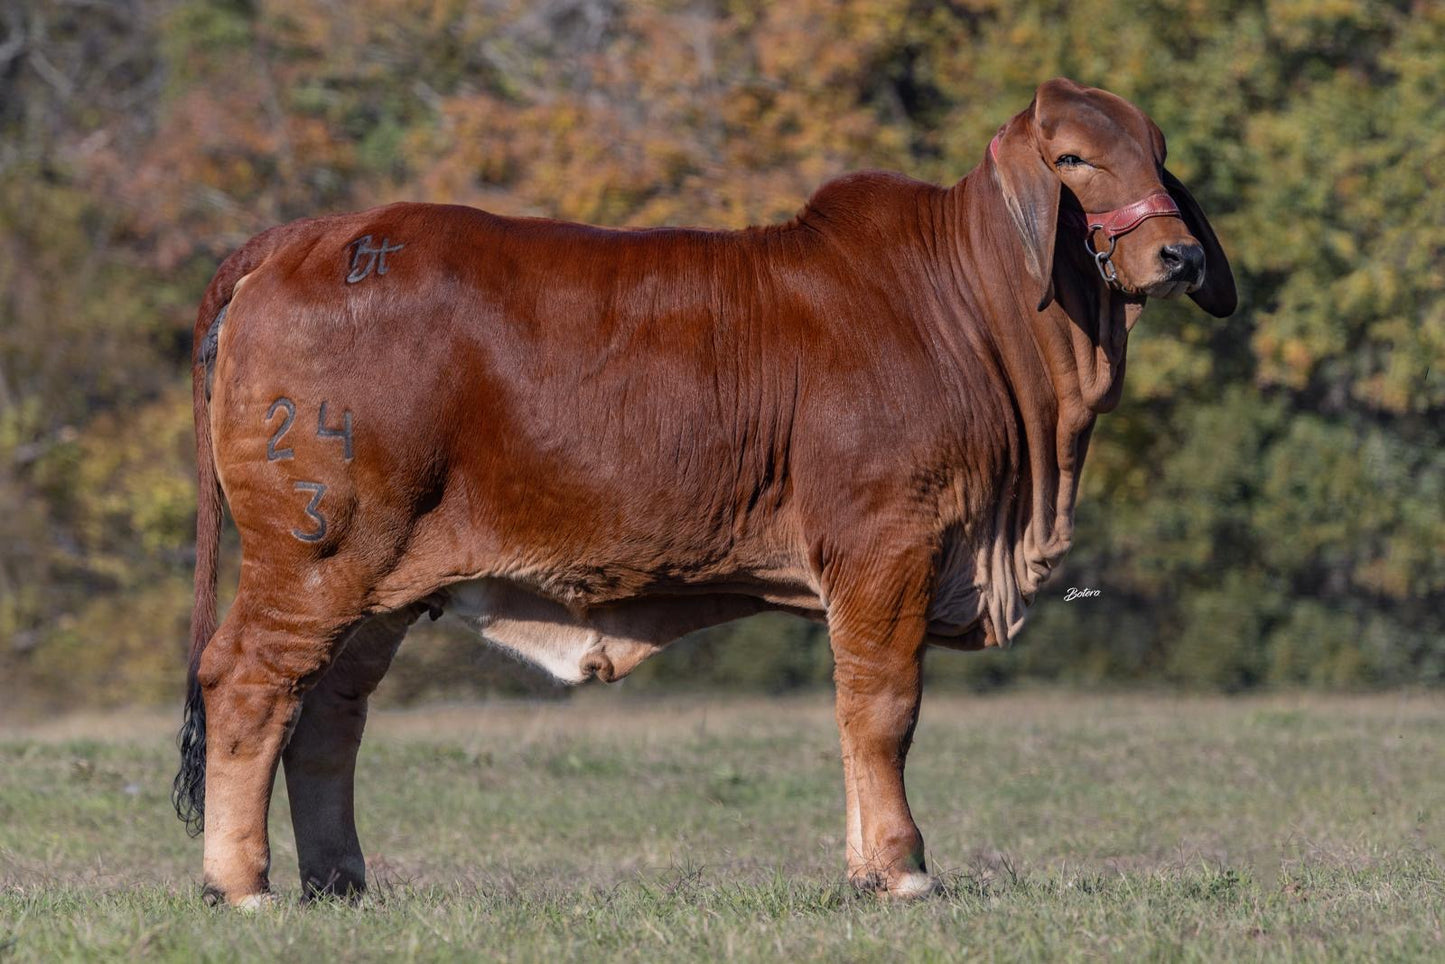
(991, 106, 1060, 311)
(1162, 167, 1237, 318)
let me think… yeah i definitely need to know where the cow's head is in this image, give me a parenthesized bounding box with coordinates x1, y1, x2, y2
(990, 77, 1236, 317)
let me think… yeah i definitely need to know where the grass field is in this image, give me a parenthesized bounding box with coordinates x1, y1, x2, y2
(1, 691, 1442, 962)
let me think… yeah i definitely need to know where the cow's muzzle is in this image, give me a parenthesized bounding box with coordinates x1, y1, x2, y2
(1159, 242, 1206, 290)
(1071, 191, 1185, 288)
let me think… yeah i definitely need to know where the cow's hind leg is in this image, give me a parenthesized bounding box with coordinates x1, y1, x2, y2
(198, 591, 359, 907)
(825, 550, 936, 899)
(282, 608, 416, 900)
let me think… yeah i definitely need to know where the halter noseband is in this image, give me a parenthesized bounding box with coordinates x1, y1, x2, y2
(989, 132, 1182, 285)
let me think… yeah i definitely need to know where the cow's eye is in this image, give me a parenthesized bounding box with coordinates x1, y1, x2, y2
(1055, 154, 1086, 168)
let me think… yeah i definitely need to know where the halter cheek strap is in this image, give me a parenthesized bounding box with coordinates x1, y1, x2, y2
(989, 132, 1183, 285)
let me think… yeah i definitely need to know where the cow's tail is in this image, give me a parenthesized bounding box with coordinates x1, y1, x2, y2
(173, 233, 280, 836)
(172, 356, 216, 836)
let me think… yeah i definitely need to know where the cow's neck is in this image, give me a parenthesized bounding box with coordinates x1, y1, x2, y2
(945, 165, 1140, 418)
(931, 168, 1141, 644)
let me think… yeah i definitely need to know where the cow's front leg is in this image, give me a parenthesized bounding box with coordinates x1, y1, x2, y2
(282, 611, 411, 901)
(198, 593, 348, 908)
(826, 555, 936, 898)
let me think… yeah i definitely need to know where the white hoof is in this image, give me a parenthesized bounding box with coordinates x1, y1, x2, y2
(235, 893, 280, 912)
(890, 872, 940, 899)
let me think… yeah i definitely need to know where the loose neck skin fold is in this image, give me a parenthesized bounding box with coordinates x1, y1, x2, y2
(926, 154, 1141, 645)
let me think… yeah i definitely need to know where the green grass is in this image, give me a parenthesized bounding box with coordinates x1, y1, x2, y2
(2, 693, 1442, 961)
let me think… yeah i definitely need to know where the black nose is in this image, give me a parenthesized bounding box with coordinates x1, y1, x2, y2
(1159, 243, 1205, 285)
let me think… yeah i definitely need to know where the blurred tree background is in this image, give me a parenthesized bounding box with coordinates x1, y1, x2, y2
(0, 0, 1440, 712)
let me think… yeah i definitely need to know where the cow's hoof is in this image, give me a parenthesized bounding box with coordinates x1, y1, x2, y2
(203, 883, 279, 911)
(301, 874, 367, 904)
(849, 869, 940, 900)
(888, 871, 940, 900)
(235, 892, 281, 912)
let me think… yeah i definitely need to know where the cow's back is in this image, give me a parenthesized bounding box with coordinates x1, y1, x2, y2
(206, 202, 859, 609)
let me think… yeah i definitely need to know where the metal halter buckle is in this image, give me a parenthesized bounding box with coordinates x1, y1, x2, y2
(1085, 229, 1118, 284)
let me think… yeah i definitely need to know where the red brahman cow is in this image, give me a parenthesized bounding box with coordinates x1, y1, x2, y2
(174, 78, 1234, 906)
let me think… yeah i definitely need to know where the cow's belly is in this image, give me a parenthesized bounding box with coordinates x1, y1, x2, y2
(440, 577, 781, 683)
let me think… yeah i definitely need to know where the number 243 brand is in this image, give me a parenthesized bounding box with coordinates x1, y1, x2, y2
(263, 397, 354, 542)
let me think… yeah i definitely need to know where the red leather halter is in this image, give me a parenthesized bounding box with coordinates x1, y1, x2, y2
(989, 132, 1182, 284)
